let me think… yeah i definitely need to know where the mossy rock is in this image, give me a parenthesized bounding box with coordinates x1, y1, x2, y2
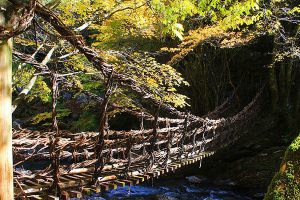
(264, 134, 300, 200)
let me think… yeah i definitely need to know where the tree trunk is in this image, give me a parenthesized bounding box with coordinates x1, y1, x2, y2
(0, 38, 13, 200)
(269, 66, 279, 111)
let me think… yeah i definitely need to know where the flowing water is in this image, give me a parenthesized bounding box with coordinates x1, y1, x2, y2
(85, 177, 254, 200)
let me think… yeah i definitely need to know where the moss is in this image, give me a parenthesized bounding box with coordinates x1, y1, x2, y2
(71, 112, 98, 132)
(289, 136, 300, 152)
(264, 133, 300, 200)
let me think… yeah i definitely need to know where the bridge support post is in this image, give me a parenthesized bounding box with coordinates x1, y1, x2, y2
(147, 103, 161, 171)
(0, 38, 13, 200)
(179, 113, 189, 158)
(164, 119, 172, 168)
(93, 71, 115, 183)
(124, 135, 133, 176)
(49, 73, 62, 196)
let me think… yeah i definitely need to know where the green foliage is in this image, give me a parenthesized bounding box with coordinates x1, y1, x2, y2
(149, 0, 198, 39)
(113, 52, 190, 108)
(64, 55, 94, 72)
(31, 108, 71, 125)
(13, 64, 51, 103)
(288, 6, 300, 15)
(26, 77, 51, 103)
(12, 63, 35, 90)
(289, 134, 300, 152)
(13, 0, 283, 131)
(264, 133, 300, 200)
(71, 112, 98, 131)
(198, 0, 265, 30)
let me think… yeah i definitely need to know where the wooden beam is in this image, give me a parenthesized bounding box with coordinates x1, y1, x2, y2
(0, 38, 13, 200)
(68, 190, 82, 198)
(47, 195, 60, 200)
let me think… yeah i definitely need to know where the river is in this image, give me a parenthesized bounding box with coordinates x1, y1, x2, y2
(84, 176, 255, 200)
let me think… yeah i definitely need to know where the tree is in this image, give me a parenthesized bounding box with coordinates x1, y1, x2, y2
(0, 0, 35, 199)
(0, 34, 13, 200)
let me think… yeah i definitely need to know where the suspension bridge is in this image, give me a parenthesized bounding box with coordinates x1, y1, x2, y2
(4, 4, 267, 200)
(12, 85, 264, 200)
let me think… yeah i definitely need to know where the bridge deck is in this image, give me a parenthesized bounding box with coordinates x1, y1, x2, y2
(16, 152, 214, 200)
(13, 86, 263, 200)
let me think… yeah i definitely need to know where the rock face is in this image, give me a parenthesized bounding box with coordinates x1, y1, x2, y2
(264, 134, 300, 200)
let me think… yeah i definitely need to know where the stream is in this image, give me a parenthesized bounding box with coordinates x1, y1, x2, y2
(84, 176, 255, 200)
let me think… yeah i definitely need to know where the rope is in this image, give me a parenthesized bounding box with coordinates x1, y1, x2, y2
(49, 73, 61, 196)
(164, 118, 172, 168)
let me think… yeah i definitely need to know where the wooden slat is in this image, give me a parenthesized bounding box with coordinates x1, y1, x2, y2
(59, 176, 72, 182)
(99, 183, 110, 191)
(68, 190, 82, 198)
(131, 176, 144, 182)
(140, 174, 151, 180)
(128, 177, 140, 184)
(82, 187, 94, 195)
(114, 180, 126, 187)
(147, 171, 159, 178)
(156, 168, 165, 175)
(166, 165, 176, 172)
(82, 187, 99, 195)
(119, 179, 133, 186)
(63, 175, 82, 181)
(47, 195, 60, 200)
(72, 173, 92, 182)
(14, 151, 216, 198)
(107, 182, 118, 190)
(27, 195, 43, 200)
(36, 179, 52, 185)
(24, 180, 41, 187)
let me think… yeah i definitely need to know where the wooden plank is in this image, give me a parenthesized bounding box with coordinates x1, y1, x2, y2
(72, 174, 92, 181)
(128, 177, 139, 184)
(59, 176, 72, 182)
(99, 183, 110, 191)
(169, 163, 179, 170)
(61, 190, 71, 200)
(187, 159, 193, 164)
(58, 179, 85, 189)
(147, 171, 159, 178)
(167, 164, 176, 171)
(97, 175, 117, 182)
(82, 187, 97, 195)
(68, 190, 82, 198)
(27, 195, 43, 200)
(163, 167, 170, 173)
(47, 195, 60, 200)
(36, 179, 52, 185)
(141, 174, 151, 180)
(107, 182, 118, 190)
(80, 172, 93, 178)
(156, 168, 165, 175)
(132, 176, 144, 182)
(114, 180, 126, 187)
(118, 179, 133, 186)
(63, 174, 82, 181)
(24, 180, 41, 187)
(92, 186, 101, 193)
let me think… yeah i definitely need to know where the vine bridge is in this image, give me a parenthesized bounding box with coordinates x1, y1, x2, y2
(9, 3, 267, 200)
(13, 85, 264, 200)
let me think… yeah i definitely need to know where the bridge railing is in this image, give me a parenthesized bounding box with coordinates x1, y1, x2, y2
(12, 85, 265, 198)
